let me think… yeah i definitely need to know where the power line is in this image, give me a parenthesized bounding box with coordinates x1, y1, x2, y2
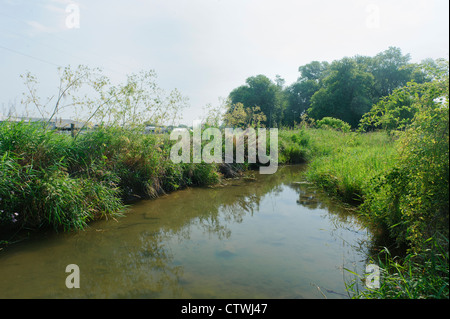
(0, 11, 137, 76)
(0, 27, 130, 78)
(0, 43, 62, 67)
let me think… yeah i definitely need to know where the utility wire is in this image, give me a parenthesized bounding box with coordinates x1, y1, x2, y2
(0, 43, 62, 67)
(0, 11, 136, 76)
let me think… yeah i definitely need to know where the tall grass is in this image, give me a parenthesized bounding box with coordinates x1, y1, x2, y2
(280, 127, 448, 299)
(0, 122, 124, 232)
(346, 234, 449, 299)
(279, 128, 397, 204)
(277, 129, 312, 164)
(0, 122, 221, 234)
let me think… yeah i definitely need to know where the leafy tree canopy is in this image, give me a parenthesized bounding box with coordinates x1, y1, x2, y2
(226, 47, 434, 129)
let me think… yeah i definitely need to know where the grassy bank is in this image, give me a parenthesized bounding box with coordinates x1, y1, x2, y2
(1, 121, 447, 298)
(280, 126, 448, 299)
(0, 122, 221, 235)
(0, 122, 398, 235)
(280, 129, 397, 204)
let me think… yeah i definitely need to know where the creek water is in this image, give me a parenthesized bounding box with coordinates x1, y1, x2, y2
(0, 165, 371, 299)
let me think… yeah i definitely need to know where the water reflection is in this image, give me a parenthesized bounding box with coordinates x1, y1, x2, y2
(0, 165, 370, 299)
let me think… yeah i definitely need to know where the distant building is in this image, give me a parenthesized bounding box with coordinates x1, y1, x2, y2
(53, 117, 85, 130)
(144, 126, 169, 134)
(0, 116, 85, 130)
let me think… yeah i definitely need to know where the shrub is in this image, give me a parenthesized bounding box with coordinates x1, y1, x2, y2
(361, 60, 449, 252)
(0, 123, 227, 232)
(362, 103, 449, 251)
(347, 235, 449, 299)
(316, 117, 351, 133)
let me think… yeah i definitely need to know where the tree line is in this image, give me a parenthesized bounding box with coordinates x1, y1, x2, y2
(225, 47, 440, 129)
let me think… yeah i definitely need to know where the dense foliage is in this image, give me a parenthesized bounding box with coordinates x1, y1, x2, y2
(0, 123, 220, 232)
(1, 50, 448, 299)
(361, 59, 449, 252)
(226, 47, 428, 128)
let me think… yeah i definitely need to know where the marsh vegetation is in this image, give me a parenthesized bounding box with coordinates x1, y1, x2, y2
(1, 49, 448, 299)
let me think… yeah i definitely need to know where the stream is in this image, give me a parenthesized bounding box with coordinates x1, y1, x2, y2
(0, 165, 371, 298)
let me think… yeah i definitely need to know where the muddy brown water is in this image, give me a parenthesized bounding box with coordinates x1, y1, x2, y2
(0, 165, 371, 298)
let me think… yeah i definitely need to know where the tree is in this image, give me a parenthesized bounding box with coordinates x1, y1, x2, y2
(21, 65, 109, 126)
(298, 61, 329, 82)
(282, 61, 329, 127)
(309, 57, 375, 128)
(370, 47, 414, 98)
(228, 75, 283, 127)
(274, 74, 285, 88)
(105, 70, 188, 128)
(304, 49, 424, 128)
(359, 59, 449, 132)
(223, 102, 267, 129)
(362, 59, 449, 251)
(202, 97, 228, 127)
(226, 48, 430, 129)
(21, 65, 188, 131)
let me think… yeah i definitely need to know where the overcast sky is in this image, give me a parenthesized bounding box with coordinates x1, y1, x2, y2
(1, 0, 449, 125)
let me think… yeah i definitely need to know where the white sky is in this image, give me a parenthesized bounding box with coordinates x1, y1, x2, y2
(1, 0, 449, 125)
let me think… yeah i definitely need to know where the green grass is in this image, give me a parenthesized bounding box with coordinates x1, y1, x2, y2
(278, 129, 312, 164)
(278, 127, 448, 299)
(346, 234, 449, 299)
(304, 129, 397, 204)
(0, 122, 221, 234)
(2, 122, 448, 299)
(278, 128, 397, 204)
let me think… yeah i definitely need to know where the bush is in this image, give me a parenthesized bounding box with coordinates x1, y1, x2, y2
(316, 117, 351, 133)
(0, 123, 226, 233)
(361, 60, 449, 251)
(362, 103, 449, 251)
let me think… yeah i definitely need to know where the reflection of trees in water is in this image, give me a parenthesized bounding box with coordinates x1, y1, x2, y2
(163, 165, 372, 256)
(73, 228, 184, 298)
(0, 165, 378, 298)
(287, 176, 382, 267)
(116, 230, 184, 298)
(197, 214, 232, 240)
(88, 167, 306, 297)
(287, 178, 374, 290)
(145, 164, 372, 253)
(195, 175, 290, 239)
(94, 165, 374, 298)
(288, 178, 371, 235)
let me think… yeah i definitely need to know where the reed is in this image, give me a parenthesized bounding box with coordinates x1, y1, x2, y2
(0, 122, 221, 233)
